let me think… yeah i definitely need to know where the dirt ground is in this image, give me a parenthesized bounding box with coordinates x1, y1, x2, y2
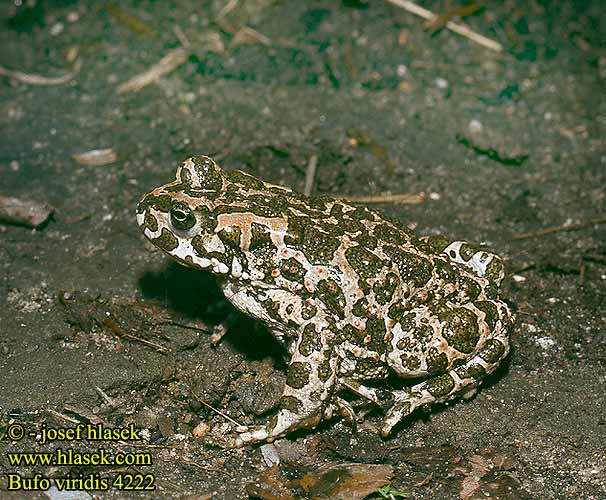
(0, 1, 604, 499)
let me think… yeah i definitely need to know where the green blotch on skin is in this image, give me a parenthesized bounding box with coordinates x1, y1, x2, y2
(480, 339, 506, 364)
(460, 243, 480, 261)
(354, 232, 378, 251)
(343, 324, 364, 345)
(267, 415, 279, 432)
(262, 298, 282, 323)
(286, 361, 311, 389)
(188, 156, 223, 191)
(317, 358, 332, 382)
(153, 228, 178, 251)
(345, 245, 383, 279)
(279, 396, 303, 413)
(425, 373, 455, 397)
(284, 217, 305, 246)
(299, 323, 322, 356)
(424, 234, 452, 253)
(137, 194, 172, 214)
(340, 217, 364, 234)
(426, 348, 449, 373)
(191, 234, 209, 258)
(365, 317, 387, 353)
(330, 203, 345, 219)
(218, 226, 242, 249)
(400, 353, 421, 370)
(306, 196, 331, 212)
(373, 223, 409, 245)
(440, 308, 480, 354)
(226, 169, 266, 190)
(388, 302, 408, 323)
(317, 279, 346, 319)
(352, 297, 369, 318)
(460, 277, 481, 301)
(301, 301, 318, 320)
(434, 258, 460, 286)
(383, 246, 432, 288)
(475, 300, 498, 330)
(455, 363, 486, 380)
(350, 206, 374, 221)
(412, 323, 434, 344)
(250, 222, 272, 250)
(280, 258, 306, 282)
(485, 256, 504, 286)
(143, 212, 158, 232)
(302, 227, 340, 265)
(373, 272, 399, 305)
(355, 358, 388, 379)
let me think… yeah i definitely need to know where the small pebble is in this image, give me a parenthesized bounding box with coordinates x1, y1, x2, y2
(192, 421, 210, 438)
(435, 77, 449, 89)
(50, 22, 64, 36)
(468, 119, 483, 134)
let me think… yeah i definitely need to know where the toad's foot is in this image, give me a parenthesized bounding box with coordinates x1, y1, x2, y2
(381, 336, 509, 436)
(233, 408, 325, 447)
(234, 337, 339, 447)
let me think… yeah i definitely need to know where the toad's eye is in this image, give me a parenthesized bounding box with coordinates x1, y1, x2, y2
(170, 202, 196, 231)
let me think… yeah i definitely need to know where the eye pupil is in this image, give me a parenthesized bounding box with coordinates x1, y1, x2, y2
(170, 203, 195, 230)
(173, 209, 187, 221)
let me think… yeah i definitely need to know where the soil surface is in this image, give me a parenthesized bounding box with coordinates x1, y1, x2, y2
(0, 1, 604, 499)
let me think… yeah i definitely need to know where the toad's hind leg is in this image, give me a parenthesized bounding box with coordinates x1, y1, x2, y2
(441, 240, 505, 285)
(379, 332, 510, 436)
(234, 327, 338, 446)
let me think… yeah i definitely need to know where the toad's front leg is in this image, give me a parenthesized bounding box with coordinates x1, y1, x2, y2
(234, 327, 338, 447)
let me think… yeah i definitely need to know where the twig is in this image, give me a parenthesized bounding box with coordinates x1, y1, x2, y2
(63, 404, 107, 426)
(512, 217, 606, 240)
(47, 409, 81, 425)
(216, 0, 239, 21)
(230, 26, 271, 47)
(304, 155, 318, 197)
(191, 392, 242, 427)
(116, 47, 188, 94)
(384, 0, 502, 52)
(341, 192, 426, 204)
(95, 386, 114, 406)
(102, 317, 170, 353)
(0, 59, 82, 86)
(173, 25, 191, 48)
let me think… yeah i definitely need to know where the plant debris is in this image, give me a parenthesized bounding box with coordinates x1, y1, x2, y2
(116, 47, 188, 94)
(105, 3, 156, 36)
(72, 148, 118, 166)
(384, 0, 502, 52)
(246, 462, 393, 500)
(456, 133, 529, 166)
(0, 195, 53, 228)
(0, 59, 81, 86)
(342, 192, 426, 204)
(513, 216, 606, 240)
(57, 291, 207, 353)
(424, 3, 483, 34)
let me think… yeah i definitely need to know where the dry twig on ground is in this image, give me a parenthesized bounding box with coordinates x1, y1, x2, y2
(116, 47, 188, 94)
(385, 0, 502, 52)
(0, 59, 82, 86)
